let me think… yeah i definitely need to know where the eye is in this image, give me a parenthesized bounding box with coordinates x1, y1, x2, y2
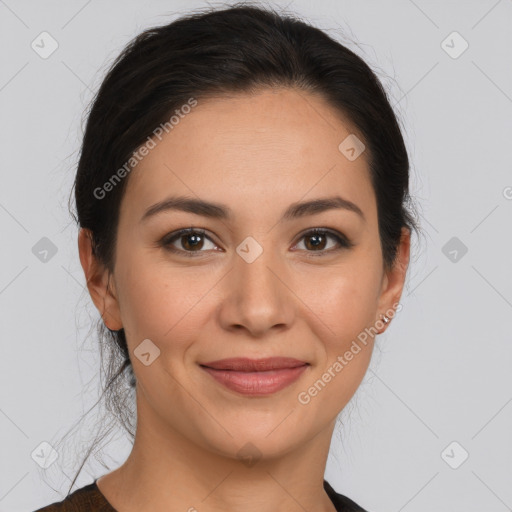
(160, 226, 353, 258)
(161, 227, 220, 257)
(292, 228, 353, 255)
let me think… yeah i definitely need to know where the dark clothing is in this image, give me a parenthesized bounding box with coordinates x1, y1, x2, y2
(35, 478, 369, 511)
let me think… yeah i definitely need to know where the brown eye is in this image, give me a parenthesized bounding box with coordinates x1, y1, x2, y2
(294, 228, 353, 254)
(180, 232, 205, 251)
(161, 228, 219, 257)
(303, 232, 328, 251)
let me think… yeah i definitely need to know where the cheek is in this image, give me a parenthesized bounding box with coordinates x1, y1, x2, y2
(299, 253, 381, 400)
(299, 272, 378, 420)
(114, 252, 209, 345)
(321, 282, 376, 377)
(303, 259, 381, 343)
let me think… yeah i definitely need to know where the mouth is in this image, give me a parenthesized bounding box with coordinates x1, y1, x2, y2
(199, 357, 310, 396)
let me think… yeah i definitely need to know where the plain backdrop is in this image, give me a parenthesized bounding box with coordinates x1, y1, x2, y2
(1, 1, 511, 511)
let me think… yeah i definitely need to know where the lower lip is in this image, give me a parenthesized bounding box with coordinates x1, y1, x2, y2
(200, 365, 309, 396)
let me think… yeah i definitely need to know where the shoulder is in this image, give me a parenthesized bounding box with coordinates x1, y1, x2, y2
(33, 481, 116, 512)
(324, 479, 371, 512)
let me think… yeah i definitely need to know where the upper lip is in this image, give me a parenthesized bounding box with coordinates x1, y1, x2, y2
(200, 357, 309, 372)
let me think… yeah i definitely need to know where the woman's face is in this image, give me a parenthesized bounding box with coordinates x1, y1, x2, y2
(83, 87, 409, 460)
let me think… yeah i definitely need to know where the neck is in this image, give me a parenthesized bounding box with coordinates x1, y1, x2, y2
(97, 392, 339, 512)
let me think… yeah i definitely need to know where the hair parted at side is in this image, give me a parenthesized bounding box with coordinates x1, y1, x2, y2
(53, 0, 421, 494)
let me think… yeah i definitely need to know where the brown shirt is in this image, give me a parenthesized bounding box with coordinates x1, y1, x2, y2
(34, 479, 369, 511)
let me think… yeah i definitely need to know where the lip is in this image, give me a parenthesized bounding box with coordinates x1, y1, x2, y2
(201, 357, 308, 372)
(199, 357, 310, 396)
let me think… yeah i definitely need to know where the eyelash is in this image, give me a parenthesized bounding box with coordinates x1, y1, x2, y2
(160, 227, 354, 258)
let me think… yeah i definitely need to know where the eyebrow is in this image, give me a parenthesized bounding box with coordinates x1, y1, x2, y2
(141, 195, 365, 223)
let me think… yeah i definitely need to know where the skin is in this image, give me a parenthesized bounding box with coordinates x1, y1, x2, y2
(78, 87, 410, 511)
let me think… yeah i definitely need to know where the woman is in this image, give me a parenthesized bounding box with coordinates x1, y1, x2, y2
(36, 3, 419, 511)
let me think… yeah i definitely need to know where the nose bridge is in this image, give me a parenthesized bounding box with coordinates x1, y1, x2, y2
(235, 234, 283, 301)
(237, 247, 278, 295)
(219, 234, 293, 335)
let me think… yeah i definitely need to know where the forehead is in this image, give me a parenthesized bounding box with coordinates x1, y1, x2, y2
(121, 88, 376, 225)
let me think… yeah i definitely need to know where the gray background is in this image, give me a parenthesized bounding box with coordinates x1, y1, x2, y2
(1, 0, 511, 510)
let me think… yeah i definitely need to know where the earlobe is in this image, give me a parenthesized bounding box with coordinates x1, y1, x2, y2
(376, 314, 391, 334)
(78, 228, 123, 331)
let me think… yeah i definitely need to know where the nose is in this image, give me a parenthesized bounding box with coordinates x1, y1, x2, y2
(217, 246, 295, 338)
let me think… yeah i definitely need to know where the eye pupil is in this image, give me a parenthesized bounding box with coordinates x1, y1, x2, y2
(183, 233, 203, 250)
(305, 233, 326, 250)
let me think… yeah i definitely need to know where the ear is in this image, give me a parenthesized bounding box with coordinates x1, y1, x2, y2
(375, 227, 411, 333)
(78, 228, 123, 331)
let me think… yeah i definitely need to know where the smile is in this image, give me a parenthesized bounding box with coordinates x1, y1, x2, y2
(199, 357, 310, 396)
